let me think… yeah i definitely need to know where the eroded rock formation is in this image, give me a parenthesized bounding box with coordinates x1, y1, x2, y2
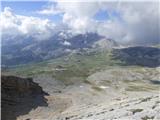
(1, 75, 48, 120)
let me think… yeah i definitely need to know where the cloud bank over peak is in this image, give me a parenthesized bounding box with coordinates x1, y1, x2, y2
(1, 1, 160, 46)
(38, 1, 159, 45)
(1, 7, 56, 41)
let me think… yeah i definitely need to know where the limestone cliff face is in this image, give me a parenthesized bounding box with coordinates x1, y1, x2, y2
(1, 75, 48, 120)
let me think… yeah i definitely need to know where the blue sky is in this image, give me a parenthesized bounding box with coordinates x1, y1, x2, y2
(93, 9, 109, 21)
(1, 1, 158, 45)
(1, 1, 46, 15)
(1, 1, 63, 23)
(1, 1, 112, 23)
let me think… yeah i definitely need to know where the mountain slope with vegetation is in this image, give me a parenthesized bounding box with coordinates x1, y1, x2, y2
(2, 46, 160, 120)
(2, 33, 118, 67)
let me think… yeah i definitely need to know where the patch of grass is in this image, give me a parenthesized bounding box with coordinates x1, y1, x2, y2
(141, 97, 152, 102)
(141, 116, 154, 120)
(130, 109, 143, 114)
(123, 80, 141, 83)
(100, 80, 112, 86)
(125, 82, 159, 92)
(126, 85, 156, 91)
(153, 44, 160, 48)
(84, 80, 92, 85)
(92, 86, 103, 92)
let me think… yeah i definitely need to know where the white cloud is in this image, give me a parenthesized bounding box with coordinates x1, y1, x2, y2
(2, 1, 159, 45)
(1, 7, 56, 40)
(37, 4, 62, 15)
(58, 1, 159, 45)
(56, 0, 100, 18)
(63, 40, 71, 46)
(116, 2, 159, 45)
(38, 0, 100, 34)
(55, 1, 102, 34)
(62, 13, 98, 34)
(52, 1, 159, 45)
(97, 20, 126, 42)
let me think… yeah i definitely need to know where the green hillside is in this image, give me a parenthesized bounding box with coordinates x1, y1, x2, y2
(3, 50, 122, 84)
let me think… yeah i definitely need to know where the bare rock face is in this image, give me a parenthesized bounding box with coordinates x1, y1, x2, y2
(1, 75, 48, 120)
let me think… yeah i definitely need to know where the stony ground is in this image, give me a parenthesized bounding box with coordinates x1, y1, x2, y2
(16, 67, 160, 120)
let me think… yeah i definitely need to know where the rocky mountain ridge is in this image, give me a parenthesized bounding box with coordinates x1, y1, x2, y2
(2, 32, 118, 66)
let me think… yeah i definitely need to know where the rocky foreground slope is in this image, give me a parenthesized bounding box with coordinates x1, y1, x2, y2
(2, 46, 160, 120)
(7, 67, 159, 120)
(2, 68, 160, 120)
(1, 75, 48, 120)
(2, 75, 160, 120)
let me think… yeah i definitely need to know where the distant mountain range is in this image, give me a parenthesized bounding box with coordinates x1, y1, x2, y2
(112, 46, 160, 67)
(2, 31, 160, 68)
(2, 32, 118, 66)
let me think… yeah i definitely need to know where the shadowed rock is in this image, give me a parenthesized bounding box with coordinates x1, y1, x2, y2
(1, 75, 49, 120)
(112, 46, 160, 67)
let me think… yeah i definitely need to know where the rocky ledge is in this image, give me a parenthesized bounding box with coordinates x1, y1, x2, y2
(1, 75, 48, 120)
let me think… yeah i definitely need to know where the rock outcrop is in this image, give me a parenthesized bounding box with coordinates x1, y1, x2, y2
(1, 75, 48, 120)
